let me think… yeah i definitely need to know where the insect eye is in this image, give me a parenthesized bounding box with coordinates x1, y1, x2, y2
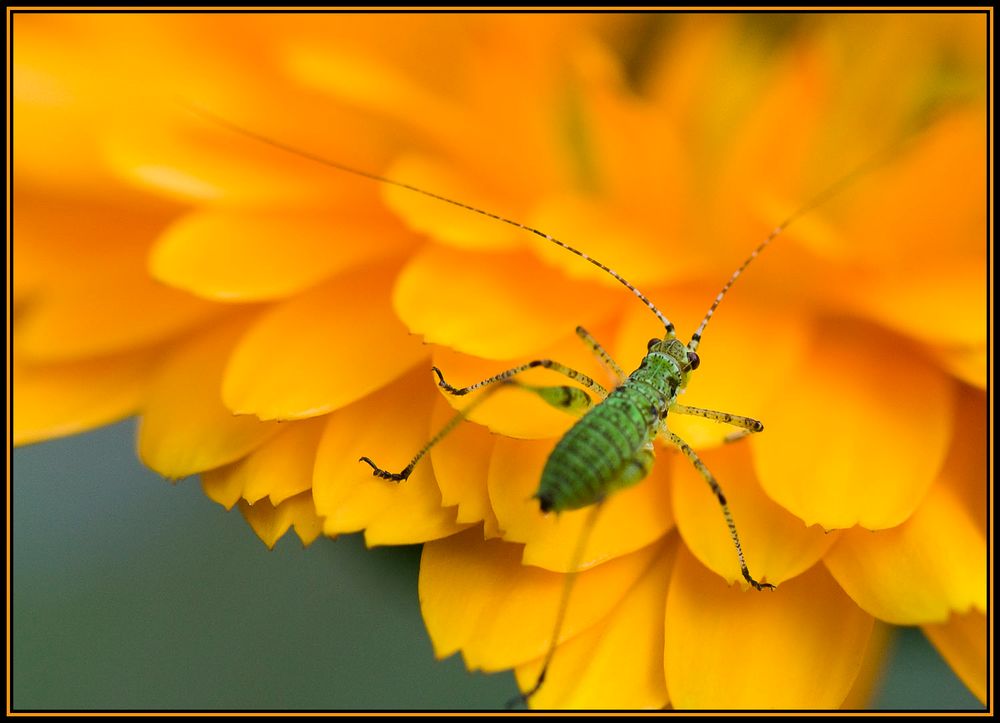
(647, 338, 660, 351)
(687, 351, 700, 370)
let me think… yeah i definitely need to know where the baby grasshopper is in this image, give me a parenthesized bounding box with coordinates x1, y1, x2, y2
(192, 105, 886, 705)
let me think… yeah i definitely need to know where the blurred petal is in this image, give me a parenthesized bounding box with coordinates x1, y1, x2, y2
(665, 548, 873, 709)
(222, 261, 429, 420)
(488, 436, 674, 572)
(672, 443, 837, 587)
(394, 243, 622, 360)
(934, 344, 987, 390)
(312, 366, 466, 545)
(14, 188, 217, 363)
(238, 490, 324, 549)
(382, 155, 525, 251)
(420, 529, 660, 672)
(514, 537, 676, 709)
(428, 396, 501, 536)
(754, 321, 954, 530)
(151, 207, 416, 302)
(840, 622, 893, 710)
(138, 317, 282, 478)
(12, 350, 155, 445)
(923, 611, 987, 705)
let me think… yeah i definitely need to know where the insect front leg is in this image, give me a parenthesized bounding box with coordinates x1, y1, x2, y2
(661, 428, 774, 591)
(360, 359, 608, 482)
(358, 378, 510, 481)
(433, 359, 609, 399)
(670, 404, 764, 443)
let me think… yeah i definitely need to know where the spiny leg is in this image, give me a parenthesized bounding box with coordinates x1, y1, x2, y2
(433, 358, 609, 399)
(661, 429, 774, 592)
(575, 325, 624, 383)
(508, 502, 605, 709)
(670, 404, 763, 443)
(359, 379, 511, 481)
(360, 367, 602, 482)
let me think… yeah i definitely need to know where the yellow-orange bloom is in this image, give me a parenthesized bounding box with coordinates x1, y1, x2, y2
(13, 13, 987, 709)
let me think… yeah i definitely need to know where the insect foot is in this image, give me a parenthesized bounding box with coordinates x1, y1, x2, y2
(430, 366, 468, 395)
(358, 456, 410, 482)
(743, 568, 776, 591)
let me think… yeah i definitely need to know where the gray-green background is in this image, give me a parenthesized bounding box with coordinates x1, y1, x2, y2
(11, 420, 984, 710)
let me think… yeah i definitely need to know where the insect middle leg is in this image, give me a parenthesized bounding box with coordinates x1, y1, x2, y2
(661, 428, 774, 591)
(670, 403, 764, 443)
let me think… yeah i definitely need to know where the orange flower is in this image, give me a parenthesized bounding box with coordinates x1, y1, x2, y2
(14, 13, 986, 708)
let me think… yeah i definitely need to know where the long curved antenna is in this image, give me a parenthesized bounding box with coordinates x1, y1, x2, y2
(689, 141, 915, 352)
(183, 104, 678, 338)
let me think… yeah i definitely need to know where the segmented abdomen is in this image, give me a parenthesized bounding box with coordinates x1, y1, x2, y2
(535, 385, 660, 512)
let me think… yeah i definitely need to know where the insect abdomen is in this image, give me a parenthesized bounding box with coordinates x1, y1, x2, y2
(535, 390, 659, 513)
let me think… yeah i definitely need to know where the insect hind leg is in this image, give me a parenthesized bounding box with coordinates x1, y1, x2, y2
(661, 428, 774, 592)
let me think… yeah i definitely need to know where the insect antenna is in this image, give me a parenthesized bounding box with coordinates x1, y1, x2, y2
(689, 144, 911, 353)
(183, 104, 679, 338)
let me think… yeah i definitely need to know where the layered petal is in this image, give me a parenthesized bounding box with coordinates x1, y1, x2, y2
(420, 528, 660, 672)
(754, 320, 954, 530)
(665, 548, 874, 709)
(311, 366, 466, 545)
(923, 611, 987, 705)
(138, 318, 282, 478)
(488, 435, 674, 572)
(222, 261, 428, 420)
(151, 207, 416, 302)
(238, 490, 325, 549)
(200, 417, 327, 508)
(13, 349, 158, 445)
(394, 243, 622, 360)
(672, 443, 837, 587)
(514, 537, 677, 709)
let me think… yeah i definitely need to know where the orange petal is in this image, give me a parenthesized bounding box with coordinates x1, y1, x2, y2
(428, 396, 500, 535)
(419, 528, 660, 672)
(138, 317, 282, 478)
(394, 243, 622, 360)
(311, 366, 467, 545)
(13, 349, 157, 446)
(754, 321, 954, 530)
(201, 464, 243, 511)
(514, 537, 677, 709)
(934, 344, 987, 390)
(824, 484, 985, 624)
(671, 443, 837, 588)
(488, 436, 674, 572)
(222, 261, 429, 420)
(205, 417, 326, 506)
(151, 207, 416, 302)
(923, 610, 987, 705)
(665, 548, 874, 709)
(238, 490, 324, 549)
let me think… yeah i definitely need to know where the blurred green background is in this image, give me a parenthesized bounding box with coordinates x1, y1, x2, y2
(11, 420, 984, 711)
